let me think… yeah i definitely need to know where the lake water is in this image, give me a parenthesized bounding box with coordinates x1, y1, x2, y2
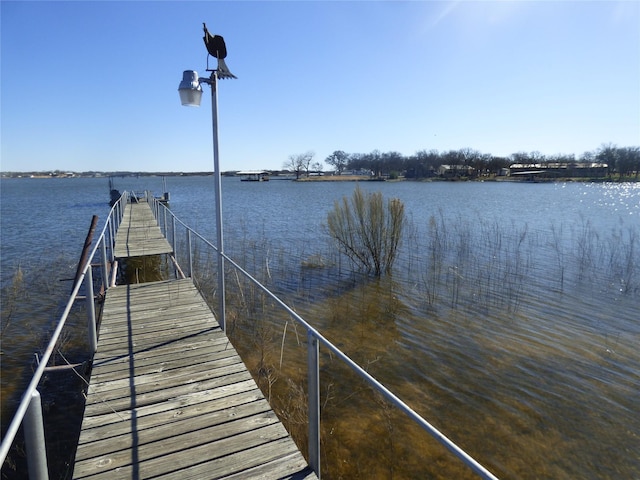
(1, 176, 639, 479)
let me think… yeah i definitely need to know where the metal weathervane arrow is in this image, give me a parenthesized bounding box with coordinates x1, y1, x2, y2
(203, 23, 237, 79)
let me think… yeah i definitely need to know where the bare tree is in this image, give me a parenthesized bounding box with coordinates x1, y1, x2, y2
(580, 151, 596, 163)
(311, 161, 324, 174)
(283, 151, 315, 179)
(529, 151, 546, 165)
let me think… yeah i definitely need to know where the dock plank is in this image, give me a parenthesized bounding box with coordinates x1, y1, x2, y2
(114, 202, 173, 258)
(73, 277, 315, 479)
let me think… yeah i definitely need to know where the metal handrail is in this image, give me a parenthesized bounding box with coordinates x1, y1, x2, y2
(149, 197, 500, 480)
(0, 191, 127, 477)
(1, 193, 499, 480)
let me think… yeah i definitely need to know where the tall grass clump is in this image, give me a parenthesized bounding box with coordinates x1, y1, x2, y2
(326, 185, 405, 276)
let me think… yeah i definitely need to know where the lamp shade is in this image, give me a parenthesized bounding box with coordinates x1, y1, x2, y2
(178, 70, 203, 107)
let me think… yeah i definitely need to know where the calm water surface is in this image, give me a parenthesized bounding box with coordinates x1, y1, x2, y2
(1, 176, 639, 478)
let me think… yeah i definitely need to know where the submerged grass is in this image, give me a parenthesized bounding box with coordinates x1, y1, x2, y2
(3, 208, 637, 479)
(1, 251, 96, 480)
(184, 213, 639, 479)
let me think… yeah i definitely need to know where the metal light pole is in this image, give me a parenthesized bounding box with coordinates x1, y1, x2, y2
(203, 71, 225, 331)
(178, 24, 236, 331)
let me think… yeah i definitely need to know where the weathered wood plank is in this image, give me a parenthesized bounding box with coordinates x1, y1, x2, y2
(77, 392, 269, 443)
(222, 451, 316, 479)
(92, 360, 245, 393)
(152, 437, 308, 480)
(90, 337, 233, 372)
(75, 410, 284, 470)
(78, 380, 262, 430)
(82, 370, 255, 416)
(88, 343, 238, 382)
(114, 202, 173, 258)
(74, 274, 315, 479)
(74, 424, 296, 479)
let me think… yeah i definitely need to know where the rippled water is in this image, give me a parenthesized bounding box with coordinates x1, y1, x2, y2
(1, 176, 639, 479)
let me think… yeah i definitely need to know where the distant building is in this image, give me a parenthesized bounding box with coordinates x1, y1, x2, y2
(438, 165, 474, 177)
(346, 169, 373, 176)
(237, 170, 270, 181)
(509, 163, 608, 178)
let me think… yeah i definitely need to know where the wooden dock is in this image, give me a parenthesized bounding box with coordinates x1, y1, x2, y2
(73, 201, 316, 479)
(114, 202, 174, 258)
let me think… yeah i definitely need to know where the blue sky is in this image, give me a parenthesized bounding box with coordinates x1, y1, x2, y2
(2, 1, 638, 172)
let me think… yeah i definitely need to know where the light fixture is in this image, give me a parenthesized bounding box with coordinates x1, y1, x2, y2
(178, 70, 203, 107)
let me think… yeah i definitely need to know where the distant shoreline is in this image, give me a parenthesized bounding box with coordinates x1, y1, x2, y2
(2, 172, 638, 183)
(291, 175, 640, 183)
(294, 175, 372, 182)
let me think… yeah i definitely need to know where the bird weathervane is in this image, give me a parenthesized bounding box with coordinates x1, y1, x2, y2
(203, 23, 237, 79)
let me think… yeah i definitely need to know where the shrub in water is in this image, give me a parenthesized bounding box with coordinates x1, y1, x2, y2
(326, 185, 405, 276)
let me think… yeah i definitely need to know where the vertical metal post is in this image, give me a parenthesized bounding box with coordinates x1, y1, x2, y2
(100, 236, 109, 292)
(86, 266, 97, 354)
(112, 215, 117, 261)
(187, 229, 193, 278)
(163, 206, 167, 236)
(171, 216, 176, 253)
(307, 330, 321, 477)
(171, 216, 177, 278)
(24, 390, 49, 480)
(108, 218, 115, 262)
(209, 71, 226, 331)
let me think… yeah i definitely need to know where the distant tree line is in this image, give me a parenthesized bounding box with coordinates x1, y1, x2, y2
(318, 144, 640, 179)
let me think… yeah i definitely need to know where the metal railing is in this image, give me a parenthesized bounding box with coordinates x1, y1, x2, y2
(0, 191, 127, 480)
(1, 193, 499, 480)
(148, 197, 500, 480)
